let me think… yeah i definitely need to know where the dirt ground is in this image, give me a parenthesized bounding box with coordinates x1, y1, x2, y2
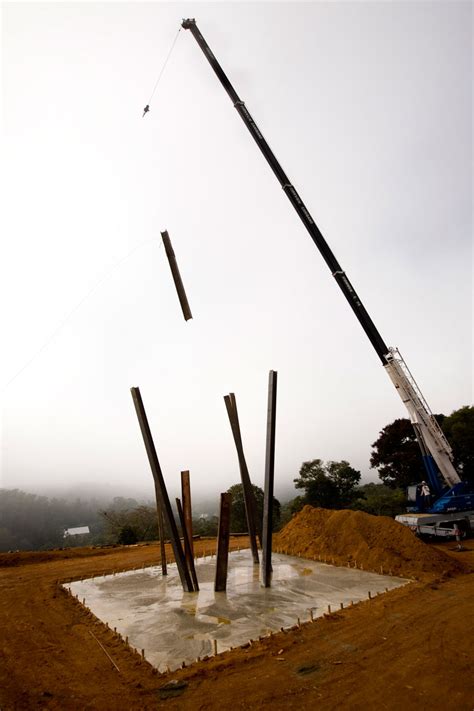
(0, 534, 473, 710)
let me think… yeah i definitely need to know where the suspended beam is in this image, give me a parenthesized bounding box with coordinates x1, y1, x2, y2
(161, 230, 193, 321)
(224, 393, 260, 564)
(176, 498, 199, 591)
(215, 492, 232, 592)
(130, 386, 194, 592)
(262, 370, 278, 588)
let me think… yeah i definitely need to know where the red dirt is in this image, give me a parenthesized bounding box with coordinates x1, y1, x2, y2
(275, 505, 463, 579)
(1, 515, 473, 710)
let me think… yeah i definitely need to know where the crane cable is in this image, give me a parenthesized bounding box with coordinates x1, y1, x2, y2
(142, 26, 182, 117)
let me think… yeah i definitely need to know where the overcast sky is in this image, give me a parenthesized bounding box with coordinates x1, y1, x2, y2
(1, 1, 472, 502)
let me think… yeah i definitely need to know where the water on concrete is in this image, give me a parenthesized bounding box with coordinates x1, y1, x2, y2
(67, 551, 408, 672)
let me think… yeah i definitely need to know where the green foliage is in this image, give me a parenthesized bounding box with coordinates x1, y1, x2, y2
(192, 515, 219, 537)
(370, 418, 422, 489)
(441, 406, 474, 484)
(117, 525, 139, 545)
(100, 505, 159, 544)
(0, 489, 105, 552)
(371, 407, 474, 488)
(226, 483, 280, 534)
(278, 496, 305, 528)
(294, 459, 361, 509)
(351, 483, 406, 517)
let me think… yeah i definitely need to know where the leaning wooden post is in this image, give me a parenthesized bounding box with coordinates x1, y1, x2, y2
(130, 387, 194, 592)
(215, 493, 232, 592)
(262, 370, 278, 588)
(158, 504, 167, 576)
(176, 497, 199, 591)
(161, 230, 193, 321)
(224, 393, 260, 564)
(181, 471, 194, 560)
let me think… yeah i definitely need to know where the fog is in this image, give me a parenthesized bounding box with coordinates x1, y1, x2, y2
(1, 2, 471, 504)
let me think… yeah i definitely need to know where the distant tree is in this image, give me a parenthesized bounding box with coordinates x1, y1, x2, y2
(100, 505, 159, 544)
(117, 525, 139, 545)
(226, 483, 280, 534)
(351, 483, 406, 517)
(278, 496, 305, 528)
(370, 419, 422, 489)
(371, 409, 473, 488)
(441, 406, 474, 484)
(0, 489, 105, 552)
(294, 459, 361, 509)
(192, 515, 219, 537)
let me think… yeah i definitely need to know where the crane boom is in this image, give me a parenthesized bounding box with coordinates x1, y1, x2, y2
(182, 18, 461, 489)
(182, 18, 388, 364)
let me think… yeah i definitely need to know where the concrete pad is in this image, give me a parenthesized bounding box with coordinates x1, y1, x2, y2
(67, 551, 408, 672)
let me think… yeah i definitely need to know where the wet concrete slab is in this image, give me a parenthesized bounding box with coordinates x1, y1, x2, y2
(67, 550, 408, 672)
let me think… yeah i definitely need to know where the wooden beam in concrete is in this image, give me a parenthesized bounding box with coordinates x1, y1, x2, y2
(262, 370, 278, 588)
(224, 393, 260, 564)
(181, 470, 194, 559)
(130, 386, 194, 592)
(215, 492, 232, 592)
(176, 498, 199, 591)
(157, 504, 167, 576)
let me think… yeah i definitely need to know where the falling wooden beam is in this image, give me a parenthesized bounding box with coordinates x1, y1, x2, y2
(262, 370, 278, 588)
(161, 230, 193, 321)
(130, 386, 194, 592)
(215, 492, 232, 592)
(176, 498, 199, 591)
(224, 393, 259, 564)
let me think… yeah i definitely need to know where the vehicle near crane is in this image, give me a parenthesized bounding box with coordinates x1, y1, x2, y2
(181, 19, 474, 537)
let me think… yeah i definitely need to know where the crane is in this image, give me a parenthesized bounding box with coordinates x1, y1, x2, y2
(181, 18, 473, 531)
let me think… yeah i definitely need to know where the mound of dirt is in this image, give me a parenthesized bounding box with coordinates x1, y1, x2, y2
(275, 506, 463, 579)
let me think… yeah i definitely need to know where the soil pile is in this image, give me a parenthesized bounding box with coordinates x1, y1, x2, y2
(275, 506, 463, 579)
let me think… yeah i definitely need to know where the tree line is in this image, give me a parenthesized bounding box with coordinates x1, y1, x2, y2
(285, 405, 473, 520)
(1, 405, 471, 552)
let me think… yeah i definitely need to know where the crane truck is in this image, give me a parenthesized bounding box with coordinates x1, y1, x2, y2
(181, 19, 474, 538)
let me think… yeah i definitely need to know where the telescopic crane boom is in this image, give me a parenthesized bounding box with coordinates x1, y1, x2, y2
(181, 18, 461, 492)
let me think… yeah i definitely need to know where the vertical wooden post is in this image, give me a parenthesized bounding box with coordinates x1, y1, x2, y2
(181, 471, 194, 559)
(130, 387, 194, 592)
(176, 498, 199, 591)
(224, 393, 260, 564)
(215, 493, 232, 592)
(157, 504, 167, 576)
(262, 370, 277, 588)
(161, 230, 193, 321)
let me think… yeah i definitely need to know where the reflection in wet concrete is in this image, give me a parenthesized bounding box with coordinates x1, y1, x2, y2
(67, 551, 407, 672)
